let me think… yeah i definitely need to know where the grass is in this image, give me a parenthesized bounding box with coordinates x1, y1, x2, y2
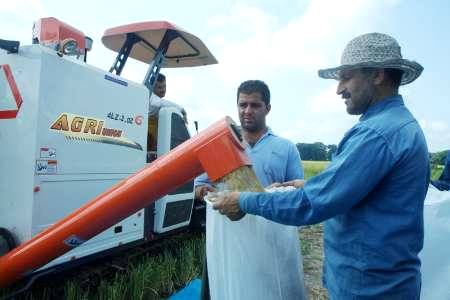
(0, 236, 205, 300)
(300, 225, 328, 300)
(302, 161, 329, 179)
(304, 161, 446, 181)
(299, 161, 329, 299)
(431, 164, 444, 181)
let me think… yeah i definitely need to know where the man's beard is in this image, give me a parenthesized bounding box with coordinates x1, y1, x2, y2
(242, 121, 263, 133)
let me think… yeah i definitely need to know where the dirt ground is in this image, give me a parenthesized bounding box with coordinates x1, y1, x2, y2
(299, 224, 329, 300)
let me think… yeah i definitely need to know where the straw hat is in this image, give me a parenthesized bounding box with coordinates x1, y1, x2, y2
(318, 32, 423, 85)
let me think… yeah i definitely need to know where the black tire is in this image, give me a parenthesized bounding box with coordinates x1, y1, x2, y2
(0, 228, 16, 256)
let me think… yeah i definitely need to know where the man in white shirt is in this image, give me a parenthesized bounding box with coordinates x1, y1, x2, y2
(148, 73, 187, 123)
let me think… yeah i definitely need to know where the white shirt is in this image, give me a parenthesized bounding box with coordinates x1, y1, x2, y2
(148, 93, 185, 116)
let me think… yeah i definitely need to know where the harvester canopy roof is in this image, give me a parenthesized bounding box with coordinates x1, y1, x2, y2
(102, 21, 218, 68)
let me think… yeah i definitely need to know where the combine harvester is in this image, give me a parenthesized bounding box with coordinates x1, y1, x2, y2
(0, 17, 249, 289)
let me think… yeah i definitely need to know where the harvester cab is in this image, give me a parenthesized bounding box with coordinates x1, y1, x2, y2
(101, 20, 218, 236)
(0, 17, 217, 276)
(102, 20, 217, 163)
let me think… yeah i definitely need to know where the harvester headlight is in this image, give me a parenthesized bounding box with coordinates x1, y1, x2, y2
(61, 38, 79, 55)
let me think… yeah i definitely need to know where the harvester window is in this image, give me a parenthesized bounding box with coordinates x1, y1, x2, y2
(168, 113, 193, 195)
(170, 114, 190, 149)
(147, 116, 158, 162)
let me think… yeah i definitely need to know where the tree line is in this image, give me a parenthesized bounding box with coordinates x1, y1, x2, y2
(296, 142, 337, 161)
(297, 143, 448, 164)
(430, 150, 449, 166)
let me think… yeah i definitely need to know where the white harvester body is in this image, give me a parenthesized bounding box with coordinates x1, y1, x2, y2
(0, 17, 215, 273)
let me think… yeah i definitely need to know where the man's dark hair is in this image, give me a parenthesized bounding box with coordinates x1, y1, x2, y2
(360, 67, 403, 88)
(384, 68, 403, 88)
(237, 80, 270, 105)
(157, 73, 166, 82)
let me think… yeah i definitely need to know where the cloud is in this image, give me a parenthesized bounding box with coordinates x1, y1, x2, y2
(0, 1, 48, 44)
(430, 121, 449, 132)
(207, 3, 277, 35)
(279, 84, 358, 145)
(0, 0, 47, 21)
(196, 0, 422, 148)
(187, 94, 237, 134)
(207, 0, 400, 84)
(308, 84, 343, 115)
(293, 85, 449, 152)
(420, 119, 450, 151)
(164, 74, 194, 106)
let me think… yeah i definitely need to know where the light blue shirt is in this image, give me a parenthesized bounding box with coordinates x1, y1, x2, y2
(194, 129, 303, 189)
(240, 96, 430, 299)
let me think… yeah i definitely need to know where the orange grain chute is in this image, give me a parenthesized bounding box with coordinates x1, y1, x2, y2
(0, 116, 250, 288)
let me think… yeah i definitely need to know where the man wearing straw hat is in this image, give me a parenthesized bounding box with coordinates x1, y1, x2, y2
(213, 33, 430, 299)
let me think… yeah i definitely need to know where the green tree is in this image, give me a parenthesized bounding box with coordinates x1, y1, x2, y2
(296, 142, 337, 161)
(327, 144, 338, 160)
(430, 150, 449, 165)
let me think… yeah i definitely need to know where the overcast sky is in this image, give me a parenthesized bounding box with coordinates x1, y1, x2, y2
(1, 0, 449, 152)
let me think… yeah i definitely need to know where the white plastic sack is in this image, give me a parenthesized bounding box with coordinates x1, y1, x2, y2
(205, 189, 307, 300)
(420, 185, 450, 300)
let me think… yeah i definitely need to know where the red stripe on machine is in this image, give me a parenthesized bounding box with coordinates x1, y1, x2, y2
(0, 64, 23, 119)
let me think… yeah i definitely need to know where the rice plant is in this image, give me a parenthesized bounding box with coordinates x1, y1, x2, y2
(302, 161, 329, 179)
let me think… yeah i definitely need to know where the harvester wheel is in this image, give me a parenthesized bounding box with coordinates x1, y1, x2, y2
(0, 227, 16, 256)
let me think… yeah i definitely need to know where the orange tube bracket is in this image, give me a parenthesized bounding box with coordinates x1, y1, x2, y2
(0, 116, 250, 288)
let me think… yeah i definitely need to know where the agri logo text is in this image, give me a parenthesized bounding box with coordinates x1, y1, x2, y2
(50, 113, 143, 150)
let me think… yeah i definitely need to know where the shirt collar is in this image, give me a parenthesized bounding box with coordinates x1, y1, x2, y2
(360, 95, 404, 121)
(244, 128, 274, 148)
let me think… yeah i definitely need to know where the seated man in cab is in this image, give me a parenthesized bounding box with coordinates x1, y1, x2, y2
(148, 73, 187, 123)
(147, 73, 188, 162)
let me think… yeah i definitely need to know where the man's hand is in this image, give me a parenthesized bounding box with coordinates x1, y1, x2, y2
(267, 182, 282, 189)
(212, 191, 245, 221)
(267, 179, 305, 189)
(195, 185, 216, 200)
(279, 179, 305, 188)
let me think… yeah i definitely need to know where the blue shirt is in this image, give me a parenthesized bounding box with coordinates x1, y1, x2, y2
(240, 96, 430, 299)
(194, 129, 304, 188)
